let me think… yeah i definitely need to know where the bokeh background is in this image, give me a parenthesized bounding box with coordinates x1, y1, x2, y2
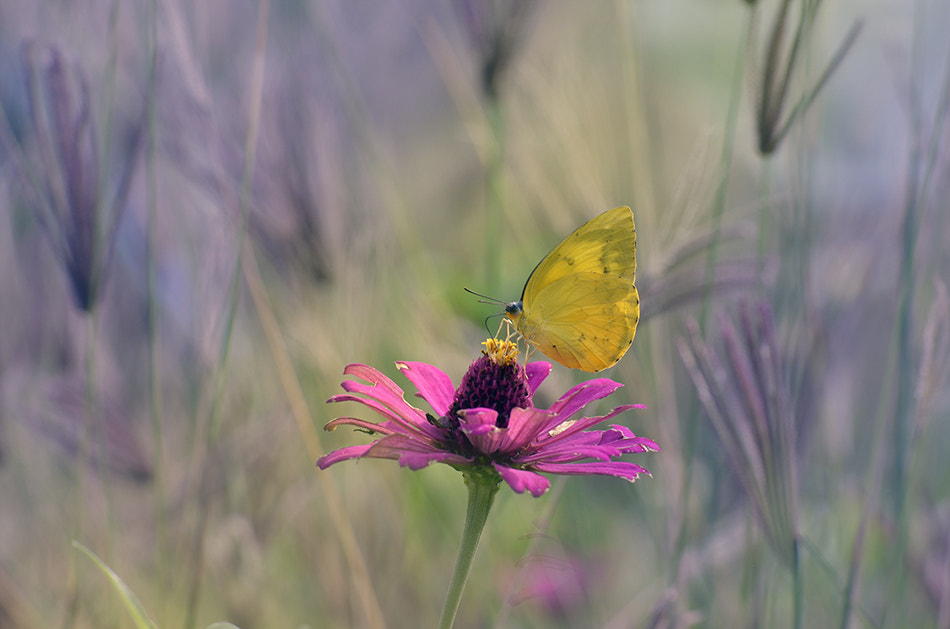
(1, 1, 948, 628)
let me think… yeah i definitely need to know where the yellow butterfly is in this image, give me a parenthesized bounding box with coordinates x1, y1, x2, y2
(501, 206, 640, 372)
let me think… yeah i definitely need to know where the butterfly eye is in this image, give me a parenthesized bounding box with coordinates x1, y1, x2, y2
(505, 301, 523, 319)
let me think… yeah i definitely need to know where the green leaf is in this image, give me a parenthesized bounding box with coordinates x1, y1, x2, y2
(72, 540, 159, 629)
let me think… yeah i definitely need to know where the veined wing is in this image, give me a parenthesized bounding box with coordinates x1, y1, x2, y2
(517, 273, 640, 372)
(521, 206, 637, 306)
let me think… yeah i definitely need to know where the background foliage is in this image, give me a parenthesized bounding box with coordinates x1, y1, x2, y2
(1, 1, 948, 628)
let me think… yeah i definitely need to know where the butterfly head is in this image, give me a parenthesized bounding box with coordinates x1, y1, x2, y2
(504, 300, 524, 324)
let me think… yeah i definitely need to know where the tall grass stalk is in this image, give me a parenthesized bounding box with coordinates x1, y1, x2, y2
(491, 479, 565, 628)
(98, 0, 121, 202)
(182, 2, 269, 627)
(886, 0, 950, 612)
(75, 267, 121, 629)
(893, 0, 950, 527)
(241, 245, 386, 629)
(76, 1, 126, 615)
(74, 541, 160, 629)
(456, 0, 535, 292)
(673, 4, 753, 592)
(754, 0, 861, 157)
(889, 104, 919, 614)
(143, 0, 167, 596)
(65, 310, 103, 629)
(308, 2, 434, 291)
(678, 303, 802, 629)
(416, 13, 507, 302)
(702, 6, 753, 327)
(838, 323, 902, 629)
(484, 95, 505, 295)
(916, 12, 950, 283)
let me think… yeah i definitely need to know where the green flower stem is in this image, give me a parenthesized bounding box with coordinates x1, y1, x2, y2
(438, 472, 500, 629)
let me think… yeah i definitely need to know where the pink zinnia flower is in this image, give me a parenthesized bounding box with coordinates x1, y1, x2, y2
(318, 341, 658, 497)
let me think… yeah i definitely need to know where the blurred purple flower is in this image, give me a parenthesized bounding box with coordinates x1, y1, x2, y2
(3, 42, 143, 311)
(508, 553, 597, 617)
(677, 301, 799, 563)
(1, 368, 152, 483)
(455, 0, 538, 100)
(318, 341, 658, 497)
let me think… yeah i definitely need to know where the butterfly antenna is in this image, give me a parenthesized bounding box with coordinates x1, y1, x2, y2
(464, 286, 507, 306)
(482, 311, 506, 335)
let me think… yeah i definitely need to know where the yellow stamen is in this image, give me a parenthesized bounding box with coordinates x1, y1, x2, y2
(482, 338, 519, 367)
(492, 317, 535, 367)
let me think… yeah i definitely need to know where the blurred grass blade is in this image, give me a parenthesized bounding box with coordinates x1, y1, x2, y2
(755, 0, 862, 155)
(915, 280, 950, 433)
(72, 541, 159, 629)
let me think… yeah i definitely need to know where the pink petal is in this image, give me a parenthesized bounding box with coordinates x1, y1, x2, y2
(331, 365, 447, 439)
(540, 379, 624, 433)
(336, 380, 424, 421)
(365, 434, 471, 469)
(525, 362, 552, 396)
(458, 408, 504, 454)
(396, 361, 456, 416)
(316, 444, 373, 469)
(494, 463, 551, 497)
(533, 460, 651, 481)
(334, 379, 419, 418)
(499, 406, 553, 453)
(398, 450, 471, 469)
(538, 404, 646, 445)
(520, 425, 659, 465)
(328, 392, 436, 438)
(343, 364, 405, 397)
(521, 442, 624, 464)
(323, 416, 398, 435)
(600, 425, 660, 453)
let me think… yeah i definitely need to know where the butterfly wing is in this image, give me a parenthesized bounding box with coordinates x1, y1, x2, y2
(517, 273, 640, 372)
(521, 206, 637, 306)
(514, 206, 639, 372)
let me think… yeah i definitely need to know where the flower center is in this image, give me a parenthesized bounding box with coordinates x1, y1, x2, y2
(439, 339, 529, 430)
